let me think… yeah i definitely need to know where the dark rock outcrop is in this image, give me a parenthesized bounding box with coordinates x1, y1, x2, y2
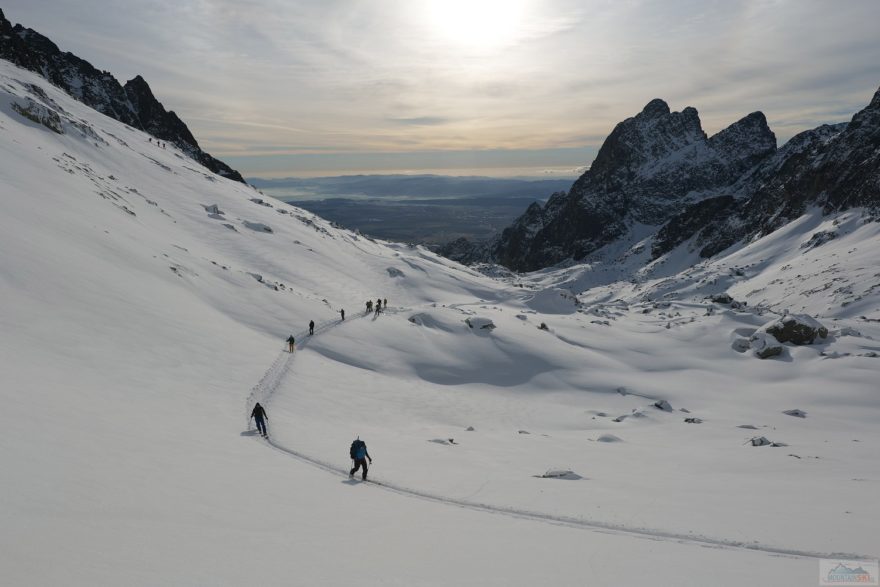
(0, 9, 244, 182)
(757, 314, 828, 345)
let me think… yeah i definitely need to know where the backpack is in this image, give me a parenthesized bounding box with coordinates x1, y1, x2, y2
(350, 439, 364, 459)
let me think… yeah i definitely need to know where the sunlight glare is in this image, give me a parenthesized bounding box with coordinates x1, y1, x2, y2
(424, 0, 528, 50)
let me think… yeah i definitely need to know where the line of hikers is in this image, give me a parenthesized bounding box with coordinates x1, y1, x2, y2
(284, 309, 348, 352)
(366, 298, 388, 316)
(250, 403, 373, 480)
(283, 299, 389, 351)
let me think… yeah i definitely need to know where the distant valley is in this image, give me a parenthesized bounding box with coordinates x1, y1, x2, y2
(250, 175, 572, 245)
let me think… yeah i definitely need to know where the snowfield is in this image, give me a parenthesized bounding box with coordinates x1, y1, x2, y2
(1, 59, 878, 586)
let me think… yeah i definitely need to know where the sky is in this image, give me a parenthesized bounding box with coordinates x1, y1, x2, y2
(4, 0, 880, 178)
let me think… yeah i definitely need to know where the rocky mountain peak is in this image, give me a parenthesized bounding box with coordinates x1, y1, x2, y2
(708, 111, 776, 164)
(590, 101, 706, 178)
(640, 98, 670, 118)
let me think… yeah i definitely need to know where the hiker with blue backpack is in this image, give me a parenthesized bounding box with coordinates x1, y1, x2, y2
(349, 437, 372, 480)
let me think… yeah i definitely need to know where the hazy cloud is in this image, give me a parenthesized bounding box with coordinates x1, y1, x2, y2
(4, 0, 879, 176)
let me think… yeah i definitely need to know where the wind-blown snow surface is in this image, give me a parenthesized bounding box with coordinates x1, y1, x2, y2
(1, 59, 878, 586)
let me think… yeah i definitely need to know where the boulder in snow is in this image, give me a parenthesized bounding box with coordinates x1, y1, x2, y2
(749, 332, 783, 359)
(757, 313, 828, 345)
(654, 400, 673, 412)
(731, 337, 751, 353)
(750, 436, 772, 447)
(710, 293, 734, 304)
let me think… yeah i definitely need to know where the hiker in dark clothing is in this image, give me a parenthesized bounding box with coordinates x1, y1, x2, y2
(286, 335, 295, 352)
(349, 437, 372, 480)
(374, 298, 381, 315)
(383, 298, 388, 309)
(366, 300, 372, 314)
(309, 320, 315, 335)
(340, 309, 345, 321)
(251, 403, 268, 437)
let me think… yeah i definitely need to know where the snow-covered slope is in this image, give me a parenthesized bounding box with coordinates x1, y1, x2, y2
(1, 58, 878, 586)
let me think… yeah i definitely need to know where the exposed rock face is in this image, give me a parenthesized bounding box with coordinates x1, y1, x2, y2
(484, 100, 776, 271)
(445, 87, 880, 273)
(0, 9, 244, 183)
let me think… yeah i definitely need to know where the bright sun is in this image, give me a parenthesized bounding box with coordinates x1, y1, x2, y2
(424, 0, 528, 50)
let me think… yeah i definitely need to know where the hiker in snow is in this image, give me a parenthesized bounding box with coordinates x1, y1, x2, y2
(340, 309, 345, 321)
(374, 298, 382, 315)
(251, 402, 268, 437)
(366, 300, 372, 314)
(309, 320, 315, 335)
(286, 335, 295, 352)
(349, 437, 372, 480)
(383, 298, 388, 309)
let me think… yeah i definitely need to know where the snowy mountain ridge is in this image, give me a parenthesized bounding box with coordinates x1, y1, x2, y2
(1, 54, 878, 586)
(0, 8, 244, 182)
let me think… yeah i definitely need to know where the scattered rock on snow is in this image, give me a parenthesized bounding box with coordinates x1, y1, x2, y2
(465, 426, 475, 432)
(684, 417, 703, 424)
(538, 469, 583, 480)
(737, 424, 759, 430)
(518, 430, 531, 435)
(749, 436, 787, 447)
(782, 409, 807, 418)
(465, 317, 496, 332)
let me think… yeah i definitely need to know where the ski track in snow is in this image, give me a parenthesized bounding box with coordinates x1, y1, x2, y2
(246, 318, 871, 563)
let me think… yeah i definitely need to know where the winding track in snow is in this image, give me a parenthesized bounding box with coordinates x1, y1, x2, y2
(246, 312, 871, 562)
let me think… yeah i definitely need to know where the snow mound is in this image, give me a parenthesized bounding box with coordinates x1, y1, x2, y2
(407, 312, 457, 332)
(525, 288, 578, 315)
(596, 434, 623, 443)
(242, 221, 273, 233)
